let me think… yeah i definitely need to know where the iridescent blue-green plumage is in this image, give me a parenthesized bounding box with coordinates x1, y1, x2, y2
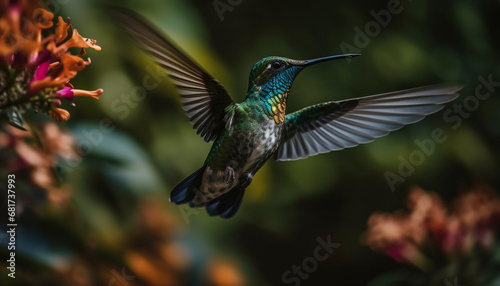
(116, 9, 463, 218)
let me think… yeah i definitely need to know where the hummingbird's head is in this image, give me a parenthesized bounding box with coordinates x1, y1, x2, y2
(247, 54, 360, 93)
(247, 54, 359, 123)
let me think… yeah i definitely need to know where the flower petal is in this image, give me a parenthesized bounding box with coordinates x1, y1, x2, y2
(28, 76, 67, 95)
(49, 107, 70, 122)
(32, 60, 50, 82)
(73, 88, 103, 100)
(56, 87, 74, 100)
(54, 16, 70, 44)
(62, 28, 101, 51)
(61, 52, 87, 72)
(32, 8, 54, 29)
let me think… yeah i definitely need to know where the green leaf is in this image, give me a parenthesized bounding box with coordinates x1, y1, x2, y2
(3, 107, 27, 131)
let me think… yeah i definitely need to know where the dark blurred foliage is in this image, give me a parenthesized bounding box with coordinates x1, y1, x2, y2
(1, 0, 500, 285)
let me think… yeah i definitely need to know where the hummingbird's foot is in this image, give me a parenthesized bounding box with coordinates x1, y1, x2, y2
(224, 166, 236, 185)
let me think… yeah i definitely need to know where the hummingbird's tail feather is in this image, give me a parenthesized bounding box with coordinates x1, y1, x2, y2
(170, 166, 206, 204)
(171, 166, 246, 218)
(206, 187, 246, 219)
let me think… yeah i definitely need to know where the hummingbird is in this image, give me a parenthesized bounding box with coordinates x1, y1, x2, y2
(115, 9, 462, 218)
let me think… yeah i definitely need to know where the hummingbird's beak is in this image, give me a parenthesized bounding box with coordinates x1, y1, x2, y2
(301, 54, 361, 67)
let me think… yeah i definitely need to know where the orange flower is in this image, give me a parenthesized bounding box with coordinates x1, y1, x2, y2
(0, 2, 102, 129)
(32, 8, 54, 29)
(54, 16, 71, 44)
(49, 107, 70, 122)
(72, 88, 103, 100)
(55, 87, 103, 101)
(61, 28, 101, 51)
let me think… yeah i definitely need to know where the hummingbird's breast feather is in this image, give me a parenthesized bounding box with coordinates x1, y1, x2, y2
(193, 116, 283, 206)
(243, 119, 282, 168)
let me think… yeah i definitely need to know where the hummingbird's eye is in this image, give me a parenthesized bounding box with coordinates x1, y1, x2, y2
(271, 61, 283, 70)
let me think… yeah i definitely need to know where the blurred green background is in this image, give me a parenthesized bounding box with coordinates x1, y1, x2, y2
(1, 0, 500, 285)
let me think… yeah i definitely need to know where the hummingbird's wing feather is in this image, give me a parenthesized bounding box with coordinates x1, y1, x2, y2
(114, 9, 234, 142)
(274, 84, 462, 161)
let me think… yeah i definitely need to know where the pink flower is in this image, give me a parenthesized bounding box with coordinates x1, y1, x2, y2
(362, 185, 500, 269)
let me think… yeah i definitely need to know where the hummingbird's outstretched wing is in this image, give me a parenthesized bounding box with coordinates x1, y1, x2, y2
(113, 9, 234, 142)
(274, 84, 462, 161)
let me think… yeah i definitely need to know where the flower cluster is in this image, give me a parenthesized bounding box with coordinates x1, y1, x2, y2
(0, 0, 102, 130)
(0, 122, 79, 207)
(362, 186, 500, 272)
